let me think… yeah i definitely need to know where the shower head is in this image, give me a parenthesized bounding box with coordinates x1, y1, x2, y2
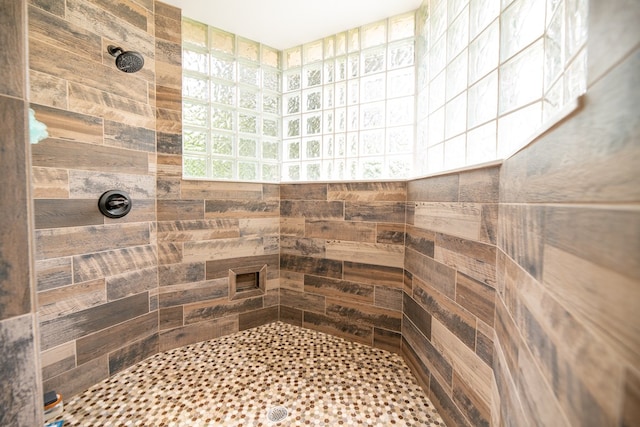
(108, 45, 144, 73)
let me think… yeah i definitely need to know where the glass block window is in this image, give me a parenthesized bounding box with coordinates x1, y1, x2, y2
(281, 12, 415, 182)
(182, 18, 281, 182)
(414, 0, 588, 175)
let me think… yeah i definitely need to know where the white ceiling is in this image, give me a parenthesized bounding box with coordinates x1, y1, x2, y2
(160, 0, 423, 50)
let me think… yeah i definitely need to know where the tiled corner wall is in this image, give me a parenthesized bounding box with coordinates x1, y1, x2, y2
(402, 165, 499, 427)
(279, 182, 406, 352)
(0, 0, 43, 424)
(29, 0, 160, 399)
(154, 4, 280, 352)
(492, 2, 640, 425)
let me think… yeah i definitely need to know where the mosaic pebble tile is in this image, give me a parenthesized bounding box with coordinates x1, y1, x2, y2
(54, 322, 445, 426)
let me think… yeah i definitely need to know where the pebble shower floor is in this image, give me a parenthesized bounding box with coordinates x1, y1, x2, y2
(54, 322, 446, 426)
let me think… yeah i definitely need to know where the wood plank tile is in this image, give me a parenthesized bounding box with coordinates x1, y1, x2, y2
(405, 248, 456, 299)
(403, 292, 432, 340)
(280, 217, 305, 237)
(327, 182, 406, 201)
(206, 254, 279, 280)
(414, 202, 486, 243)
(430, 374, 473, 427)
(154, 1, 181, 24)
(181, 180, 263, 200)
(432, 318, 492, 410)
(103, 198, 155, 224)
(40, 292, 149, 350)
(622, 368, 640, 427)
(262, 184, 280, 201)
(280, 183, 327, 200)
(344, 201, 406, 223)
(456, 272, 495, 326)
(158, 262, 205, 287)
(458, 166, 500, 203)
(280, 200, 344, 219)
(325, 240, 404, 268)
(73, 245, 157, 283)
(31, 103, 103, 144)
(104, 119, 155, 152)
(480, 204, 498, 245)
(30, 0, 65, 17)
(239, 218, 279, 237)
(108, 332, 159, 375)
(106, 266, 157, 301)
(306, 220, 376, 242)
(239, 306, 279, 330)
(343, 261, 404, 288)
(453, 371, 491, 427)
(493, 340, 528, 427)
(408, 173, 459, 202)
(304, 275, 374, 305)
(374, 285, 402, 311)
(280, 236, 325, 257)
(29, 70, 67, 109)
(159, 316, 238, 352)
(183, 296, 262, 325)
(543, 244, 640, 366)
(476, 320, 494, 367)
(158, 278, 228, 308)
(376, 223, 405, 245)
(280, 254, 342, 279)
(280, 288, 325, 313)
(413, 276, 477, 351)
(41, 341, 76, 381)
(405, 225, 436, 257)
(157, 242, 182, 266)
(326, 298, 401, 331)
(280, 270, 304, 291)
(29, 5, 102, 63)
(156, 108, 181, 133)
(0, 96, 31, 319)
(157, 219, 239, 242)
(156, 131, 181, 155)
(498, 204, 545, 280)
(435, 233, 497, 288)
(157, 200, 204, 221)
(36, 223, 150, 260)
(31, 167, 69, 200)
(402, 315, 453, 389)
(76, 311, 157, 365)
(67, 82, 155, 129)
(373, 327, 401, 353)
(0, 0, 26, 98)
(68, 170, 155, 199)
(43, 355, 109, 401)
(85, 0, 149, 32)
(159, 306, 183, 330)
(32, 138, 149, 174)
(303, 311, 372, 346)
(34, 199, 104, 229)
(36, 257, 73, 292)
(401, 337, 431, 393)
(38, 278, 106, 322)
(182, 237, 266, 262)
(205, 200, 280, 218)
(280, 305, 302, 326)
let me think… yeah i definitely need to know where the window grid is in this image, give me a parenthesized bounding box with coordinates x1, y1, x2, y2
(281, 12, 416, 182)
(182, 19, 282, 182)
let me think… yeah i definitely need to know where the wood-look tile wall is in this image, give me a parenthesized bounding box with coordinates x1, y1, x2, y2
(279, 182, 406, 353)
(492, 7, 640, 425)
(0, 0, 43, 424)
(29, 0, 161, 399)
(402, 166, 499, 427)
(154, 5, 280, 352)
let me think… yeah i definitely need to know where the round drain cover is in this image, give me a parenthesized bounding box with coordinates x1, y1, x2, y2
(267, 406, 289, 423)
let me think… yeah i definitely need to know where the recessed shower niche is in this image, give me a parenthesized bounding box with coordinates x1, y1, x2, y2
(229, 264, 267, 300)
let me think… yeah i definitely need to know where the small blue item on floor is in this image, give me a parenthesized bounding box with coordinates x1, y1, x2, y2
(44, 421, 64, 427)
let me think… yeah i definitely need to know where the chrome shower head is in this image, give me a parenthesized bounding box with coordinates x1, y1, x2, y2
(108, 45, 144, 73)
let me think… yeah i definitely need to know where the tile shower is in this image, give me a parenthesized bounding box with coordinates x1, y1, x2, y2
(0, 0, 638, 426)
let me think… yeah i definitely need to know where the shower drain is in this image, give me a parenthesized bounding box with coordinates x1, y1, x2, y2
(266, 406, 289, 423)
